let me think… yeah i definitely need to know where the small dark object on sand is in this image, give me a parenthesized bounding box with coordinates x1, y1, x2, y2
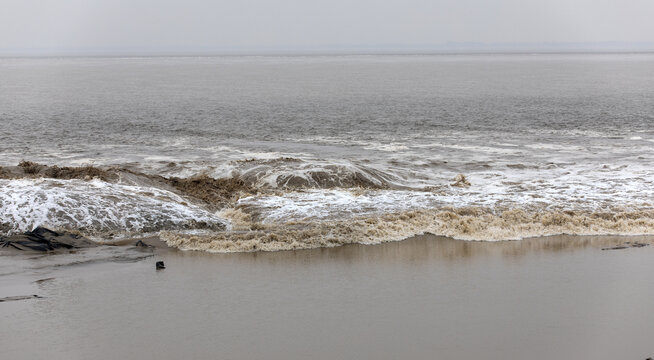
(156, 261, 165, 270)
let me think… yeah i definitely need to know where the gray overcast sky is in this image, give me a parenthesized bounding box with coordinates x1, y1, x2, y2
(1, 0, 654, 54)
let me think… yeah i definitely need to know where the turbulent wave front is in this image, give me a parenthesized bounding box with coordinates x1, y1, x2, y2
(162, 207, 654, 252)
(223, 158, 399, 189)
(2, 160, 654, 251)
(0, 178, 228, 238)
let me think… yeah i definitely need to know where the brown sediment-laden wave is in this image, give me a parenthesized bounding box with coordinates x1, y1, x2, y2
(160, 207, 654, 253)
(231, 157, 395, 189)
(0, 160, 393, 202)
(0, 162, 254, 209)
(2, 161, 654, 252)
(1, 161, 120, 181)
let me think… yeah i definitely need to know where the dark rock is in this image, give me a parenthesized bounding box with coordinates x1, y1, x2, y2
(156, 261, 165, 270)
(0, 227, 95, 252)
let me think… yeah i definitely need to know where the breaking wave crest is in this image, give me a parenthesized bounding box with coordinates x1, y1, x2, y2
(0, 178, 228, 238)
(2, 161, 654, 252)
(2, 159, 403, 191)
(228, 158, 399, 189)
(161, 208, 654, 252)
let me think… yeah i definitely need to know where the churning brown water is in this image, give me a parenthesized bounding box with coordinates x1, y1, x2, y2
(2, 54, 654, 248)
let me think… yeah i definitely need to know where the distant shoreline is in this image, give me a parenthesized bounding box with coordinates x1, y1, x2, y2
(3, 43, 654, 58)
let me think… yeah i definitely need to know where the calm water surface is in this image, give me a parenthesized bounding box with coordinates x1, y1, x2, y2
(1, 235, 653, 360)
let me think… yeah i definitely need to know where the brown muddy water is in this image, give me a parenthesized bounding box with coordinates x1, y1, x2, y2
(1, 234, 654, 360)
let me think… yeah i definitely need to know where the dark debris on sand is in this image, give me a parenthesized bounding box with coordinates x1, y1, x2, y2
(0, 227, 96, 252)
(0, 295, 44, 302)
(601, 242, 650, 251)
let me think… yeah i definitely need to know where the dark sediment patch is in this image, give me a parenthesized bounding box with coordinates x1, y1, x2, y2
(0, 166, 10, 178)
(0, 227, 96, 252)
(0, 161, 119, 182)
(42, 164, 118, 181)
(163, 174, 255, 209)
(17, 160, 42, 174)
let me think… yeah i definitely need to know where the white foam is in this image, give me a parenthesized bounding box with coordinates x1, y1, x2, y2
(363, 143, 410, 152)
(525, 143, 586, 151)
(236, 163, 654, 224)
(417, 143, 523, 155)
(238, 190, 437, 222)
(0, 179, 229, 237)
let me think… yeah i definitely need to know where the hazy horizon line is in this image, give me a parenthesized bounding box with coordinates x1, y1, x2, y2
(3, 41, 654, 57)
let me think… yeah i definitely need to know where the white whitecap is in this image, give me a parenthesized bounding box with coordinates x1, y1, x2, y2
(0, 179, 229, 237)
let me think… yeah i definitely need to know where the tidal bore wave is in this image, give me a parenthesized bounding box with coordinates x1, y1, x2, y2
(162, 208, 654, 253)
(1, 161, 654, 251)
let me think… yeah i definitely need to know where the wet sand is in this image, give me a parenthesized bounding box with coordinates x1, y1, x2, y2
(1, 234, 654, 359)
